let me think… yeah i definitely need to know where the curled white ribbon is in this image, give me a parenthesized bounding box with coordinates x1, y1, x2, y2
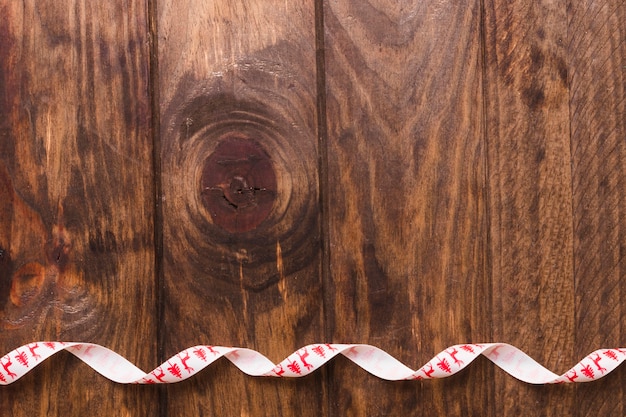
(0, 342, 623, 385)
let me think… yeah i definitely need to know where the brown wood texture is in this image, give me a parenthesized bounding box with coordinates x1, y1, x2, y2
(483, 0, 576, 415)
(569, 1, 626, 415)
(157, 0, 325, 415)
(322, 1, 492, 415)
(0, 0, 158, 416)
(0, 0, 625, 415)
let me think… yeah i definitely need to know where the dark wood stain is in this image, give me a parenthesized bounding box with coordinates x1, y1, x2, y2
(201, 135, 276, 233)
(324, 1, 491, 416)
(569, 2, 626, 415)
(0, 0, 624, 416)
(157, 1, 325, 415)
(484, 0, 577, 415)
(0, 1, 158, 415)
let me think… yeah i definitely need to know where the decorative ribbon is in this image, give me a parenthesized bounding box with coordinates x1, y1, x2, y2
(0, 342, 624, 385)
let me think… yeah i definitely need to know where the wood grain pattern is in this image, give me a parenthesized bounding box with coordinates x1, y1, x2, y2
(483, 0, 576, 414)
(0, 0, 158, 415)
(322, 1, 491, 415)
(569, 1, 626, 415)
(157, 0, 325, 415)
(1, 0, 625, 415)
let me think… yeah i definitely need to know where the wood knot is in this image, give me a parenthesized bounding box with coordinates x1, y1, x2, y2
(162, 81, 320, 287)
(201, 135, 276, 233)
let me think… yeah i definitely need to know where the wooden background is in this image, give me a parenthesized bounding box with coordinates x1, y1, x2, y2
(0, 0, 624, 415)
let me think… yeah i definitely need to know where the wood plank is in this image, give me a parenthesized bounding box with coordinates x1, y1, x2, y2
(568, 1, 626, 415)
(157, 0, 325, 415)
(0, 0, 158, 415)
(323, 1, 491, 415)
(483, 0, 575, 414)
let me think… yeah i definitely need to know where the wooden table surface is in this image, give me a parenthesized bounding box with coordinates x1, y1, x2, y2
(1, 0, 624, 415)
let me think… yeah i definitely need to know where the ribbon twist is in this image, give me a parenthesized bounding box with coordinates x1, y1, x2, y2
(1, 342, 624, 385)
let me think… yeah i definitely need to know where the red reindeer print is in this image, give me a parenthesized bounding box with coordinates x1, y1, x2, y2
(564, 369, 578, 382)
(273, 363, 286, 377)
(488, 345, 503, 360)
(345, 346, 360, 358)
(206, 346, 220, 356)
(151, 367, 166, 383)
(603, 349, 619, 361)
(616, 348, 626, 356)
(178, 351, 194, 374)
(167, 361, 182, 379)
(193, 347, 208, 362)
(286, 359, 301, 375)
(14, 350, 29, 368)
(0, 371, 6, 383)
(325, 344, 338, 352)
(436, 356, 452, 373)
(83, 345, 97, 357)
(447, 348, 464, 367)
(591, 353, 607, 374)
(141, 377, 156, 384)
(421, 363, 435, 378)
(1, 356, 16, 379)
(580, 364, 594, 379)
(28, 343, 41, 361)
(312, 345, 326, 358)
(44, 342, 56, 350)
(297, 348, 314, 371)
(459, 344, 475, 354)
